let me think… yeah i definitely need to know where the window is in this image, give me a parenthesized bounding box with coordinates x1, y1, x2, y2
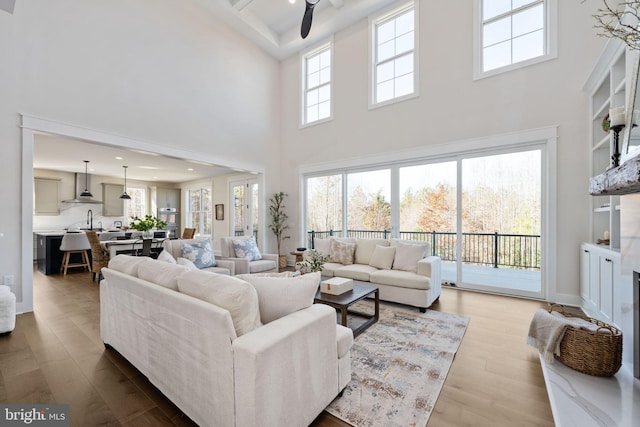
(302, 42, 332, 126)
(125, 187, 146, 220)
(371, 2, 417, 106)
(187, 188, 212, 236)
(475, 0, 557, 78)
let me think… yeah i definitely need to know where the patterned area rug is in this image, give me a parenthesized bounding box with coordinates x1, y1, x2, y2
(326, 302, 469, 427)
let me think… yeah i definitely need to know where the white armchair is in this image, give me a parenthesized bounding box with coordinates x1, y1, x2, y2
(219, 236, 278, 275)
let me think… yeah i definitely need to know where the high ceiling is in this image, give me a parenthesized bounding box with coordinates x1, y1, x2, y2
(197, 0, 397, 59)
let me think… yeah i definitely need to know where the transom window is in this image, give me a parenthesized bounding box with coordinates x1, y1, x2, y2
(475, 0, 557, 78)
(371, 2, 417, 106)
(302, 43, 332, 125)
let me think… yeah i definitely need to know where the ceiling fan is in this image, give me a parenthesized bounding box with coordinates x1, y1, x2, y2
(301, 0, 320, 39)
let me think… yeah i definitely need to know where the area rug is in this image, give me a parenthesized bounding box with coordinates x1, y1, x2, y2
(326, 302, 469, 427)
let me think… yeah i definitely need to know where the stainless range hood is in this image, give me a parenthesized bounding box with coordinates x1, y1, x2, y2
(62, 173, 103, 204)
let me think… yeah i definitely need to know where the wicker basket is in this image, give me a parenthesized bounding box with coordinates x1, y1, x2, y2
(549, 305, 622, 377)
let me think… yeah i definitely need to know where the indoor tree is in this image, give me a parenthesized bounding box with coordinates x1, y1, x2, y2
(269, 192, 290, 269)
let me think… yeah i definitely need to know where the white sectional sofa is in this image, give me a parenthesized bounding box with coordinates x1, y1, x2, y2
(314, 238, 442, 312)
(100, 255, 353, 427)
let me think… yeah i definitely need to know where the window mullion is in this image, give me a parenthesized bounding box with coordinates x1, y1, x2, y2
(482, 0, 543, 25)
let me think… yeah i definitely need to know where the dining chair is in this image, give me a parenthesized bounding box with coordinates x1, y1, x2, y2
(182, 228, 196, 239)
(86, 231, 109, 282)
(59, 232, 91, 276)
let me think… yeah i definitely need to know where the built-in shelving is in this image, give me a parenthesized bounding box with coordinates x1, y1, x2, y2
(586, 40, 628, 249)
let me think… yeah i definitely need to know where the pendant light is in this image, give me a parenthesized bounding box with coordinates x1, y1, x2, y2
(80, 160, 93, 197)
(120, 165, 131, 200)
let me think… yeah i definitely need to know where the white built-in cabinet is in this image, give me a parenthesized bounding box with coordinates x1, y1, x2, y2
(34, 177, 60, 215)
(579, 243, 619, 324)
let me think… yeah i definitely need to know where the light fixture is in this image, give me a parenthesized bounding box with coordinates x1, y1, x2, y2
(80, 160, 93, 197)
(120, 166, 131, 200)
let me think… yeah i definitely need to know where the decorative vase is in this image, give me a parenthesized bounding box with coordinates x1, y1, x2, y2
(142, 230, 154, 239)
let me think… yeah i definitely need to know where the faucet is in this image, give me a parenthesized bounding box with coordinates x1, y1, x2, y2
(87, 209, 93, 230)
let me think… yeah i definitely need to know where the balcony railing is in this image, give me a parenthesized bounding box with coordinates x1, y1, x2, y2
(307, 230, 541, 270)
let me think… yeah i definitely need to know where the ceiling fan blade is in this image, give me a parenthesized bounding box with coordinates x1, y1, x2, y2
(301, 0, 318, 39)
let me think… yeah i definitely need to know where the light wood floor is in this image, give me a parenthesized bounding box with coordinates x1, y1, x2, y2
(0, 268, 554, 426)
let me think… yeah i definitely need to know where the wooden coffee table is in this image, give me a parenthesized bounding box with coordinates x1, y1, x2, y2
(314, 283, 379, 337)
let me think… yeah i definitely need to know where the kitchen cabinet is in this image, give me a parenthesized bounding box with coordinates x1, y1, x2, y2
(34, 178, 60, 215)
(102, 183, 124, 217)
(35, 232, 92, 275)
(156, 187, 180, 209)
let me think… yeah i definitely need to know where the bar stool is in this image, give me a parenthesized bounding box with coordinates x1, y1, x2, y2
(59, 232, 91, 276)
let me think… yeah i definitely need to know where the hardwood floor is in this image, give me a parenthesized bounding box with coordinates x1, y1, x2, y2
(1, 268, 554, 426)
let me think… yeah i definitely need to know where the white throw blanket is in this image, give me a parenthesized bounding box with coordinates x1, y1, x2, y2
(527, 309, 601, 363)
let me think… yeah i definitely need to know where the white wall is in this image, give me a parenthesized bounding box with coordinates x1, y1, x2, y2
(1, 0, 281, 311)
(279, 1, 607, 301)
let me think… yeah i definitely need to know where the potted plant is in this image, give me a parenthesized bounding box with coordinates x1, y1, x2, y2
(129, 215, 168, 239)
(296, 249, 329, 273)
(268, 192, 290, 270)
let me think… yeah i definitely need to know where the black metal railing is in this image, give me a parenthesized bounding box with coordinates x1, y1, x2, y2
(307, 230, 541, 270)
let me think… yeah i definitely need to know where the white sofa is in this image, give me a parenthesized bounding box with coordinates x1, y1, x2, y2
(219, 236, 278, 274)
(315, 238, 442, 312)
(161, 238, 235, 275)
(100, 255, 353, 427)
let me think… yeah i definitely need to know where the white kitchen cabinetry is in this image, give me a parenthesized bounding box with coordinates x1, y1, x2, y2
(34, 177, 60, 215)
(579, 243, 619, 324)
(102, 183, 124, 217)
(156, 187, 180, 209)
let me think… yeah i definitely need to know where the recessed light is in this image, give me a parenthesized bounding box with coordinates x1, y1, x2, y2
(115, 156, 123, 160)
(289, 0, 295, 4)
(187, 168, 194, 171)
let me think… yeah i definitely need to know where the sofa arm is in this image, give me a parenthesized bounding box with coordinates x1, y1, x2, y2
(261, 253, 279, 263)
(418, 255, 442, 287)
(218, 257, 250, 275)
(233, 304, 341, 427)
(215, 259, 235, 275)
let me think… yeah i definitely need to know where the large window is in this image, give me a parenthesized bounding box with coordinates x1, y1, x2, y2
(475, 0, 557, 78)
(371, 2, 417, 106)
(302, 42, 332, 126)
(187, 188, 212, 236)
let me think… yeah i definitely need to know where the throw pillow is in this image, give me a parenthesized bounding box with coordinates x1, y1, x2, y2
(137, 259, 188, 291)
(236, 272, 321, 323)
(369, 245, 396, 270)
(176, 257, 199, 271)
(232, 237, 262, 261)
(107, 254, 152, 277)
(329, 239, 356, 265)
(314, 239, 331, 256)
(157, 249, 177, 264)
(392, 241, 427, 273)
(181, 240, 216, 269)
(177, 270, 262, 337)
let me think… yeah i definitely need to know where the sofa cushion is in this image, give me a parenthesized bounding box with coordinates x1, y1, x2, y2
(391, 240, 428, 273)
(138, 259, 189, 291)
(354, 238, 389, 265)
(177, 257, 199, 270)
(107, 254, 152, 277)
(232, 237, 262, 261)
(236, 272, 321, 324)
(369, 245, 396, 270)
(177, 270, 262, 336)
(369, 269, 431, 290)
(330, 239, 356, 265)
(181, 240, 216, 269)
(320, 262, 342, 277)
(314, 239, 332, 256)
(157, 249, 177, 264)
(334, 264, 379, 282)
(249, 259, 278, 274)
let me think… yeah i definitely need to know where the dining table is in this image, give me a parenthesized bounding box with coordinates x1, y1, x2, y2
(101, 238, 168, 259)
